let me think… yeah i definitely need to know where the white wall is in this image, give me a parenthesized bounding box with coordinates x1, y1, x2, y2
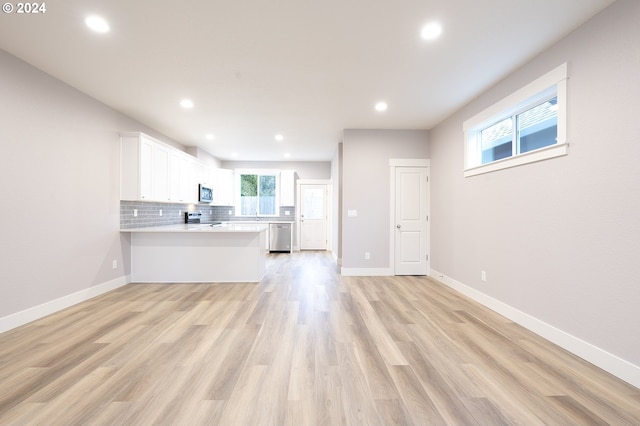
(429, 0, 640, 384)
(331, 143, 343, 262)
(0, 50, 182, 328)
(341, 129, 429, 271)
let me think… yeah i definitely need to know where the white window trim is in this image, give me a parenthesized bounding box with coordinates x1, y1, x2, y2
(463, 63, 568, 177)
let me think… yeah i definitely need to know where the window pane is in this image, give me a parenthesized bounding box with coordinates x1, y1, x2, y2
(259, 175, 276, 215)
(481, 117, 513, 164)
(518, 97, 558, 154)
(259, 175, 276, 196)
(302, 187, 324, 219)
(240, 174, 257, 215)
(240, 175, 257, 196)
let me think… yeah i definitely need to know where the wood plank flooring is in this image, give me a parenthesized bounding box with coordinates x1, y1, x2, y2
(1, 251, 639, 425)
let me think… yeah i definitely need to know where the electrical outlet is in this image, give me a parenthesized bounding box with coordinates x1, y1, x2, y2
(365, 252, 370, 260)
(159, 209, 163, 216)
(112, 260, 117, 269)
(481, 271, 487, 282)
(133, 209, 138, 217)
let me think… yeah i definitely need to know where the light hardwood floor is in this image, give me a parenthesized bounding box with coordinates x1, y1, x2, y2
(1, 251, 639, 425)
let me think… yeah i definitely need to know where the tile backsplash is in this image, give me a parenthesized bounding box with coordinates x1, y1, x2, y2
(120, 201, 295, 228)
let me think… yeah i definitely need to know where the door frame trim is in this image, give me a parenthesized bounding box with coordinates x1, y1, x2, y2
(389, 159, 430, 275)
(296, 179, 331, 251)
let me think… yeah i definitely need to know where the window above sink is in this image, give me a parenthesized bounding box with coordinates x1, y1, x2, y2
(235, 169, 280, 217)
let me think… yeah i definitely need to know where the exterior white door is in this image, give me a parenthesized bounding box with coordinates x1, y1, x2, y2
(300, 184, 327, 250)
(394, 166, 429, 275)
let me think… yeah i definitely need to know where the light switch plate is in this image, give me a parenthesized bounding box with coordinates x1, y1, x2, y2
(348, 210, 358, 217)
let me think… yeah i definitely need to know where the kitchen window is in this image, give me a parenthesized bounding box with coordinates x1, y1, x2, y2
(464, 63, 568, 177)
(236, 170, 279, 216)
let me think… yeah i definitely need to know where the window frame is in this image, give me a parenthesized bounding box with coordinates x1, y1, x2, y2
(234, 169, 281, 217)
(463, 63, 568, 177)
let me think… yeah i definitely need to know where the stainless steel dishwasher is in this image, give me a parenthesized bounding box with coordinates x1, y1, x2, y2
(269, 222, 292, 253)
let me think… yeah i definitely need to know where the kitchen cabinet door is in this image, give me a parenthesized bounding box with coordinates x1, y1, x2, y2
(280, 170, 295, 206)
(138, 137, 153, 200)
(152, 144, 170, 201)
(216, 169, 234, 206)
(179, 156, 199, 203)
(120, 133, 157, 201)
(168, 151, 181, 202)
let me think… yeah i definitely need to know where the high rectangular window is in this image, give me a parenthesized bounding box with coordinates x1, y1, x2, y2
(479, 96, 558, 164)
(464, 63, 568, 177)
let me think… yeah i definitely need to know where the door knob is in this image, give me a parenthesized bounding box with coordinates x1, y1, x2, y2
(396, 224, 401, 229)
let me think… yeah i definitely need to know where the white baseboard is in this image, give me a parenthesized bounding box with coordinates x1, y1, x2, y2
(430, 268, 640, 389)
(341, 267, 392, 276)
(0, 275, 131, 334)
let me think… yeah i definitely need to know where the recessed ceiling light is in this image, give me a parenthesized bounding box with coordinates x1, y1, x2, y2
(205, 133, 215, 140)
(284, 153, 291, 159)
(275, 134, 284, 141)
(180, 99, 194, 109)
(421, 22, 442, 41)
(375, 101, 388, 112)
(85, 16, 110, 33)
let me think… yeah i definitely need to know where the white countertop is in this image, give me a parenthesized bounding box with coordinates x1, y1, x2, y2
(121, 223, 269, 233)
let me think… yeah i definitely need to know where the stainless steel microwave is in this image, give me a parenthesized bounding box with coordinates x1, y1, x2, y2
(198, 184, 213, 203)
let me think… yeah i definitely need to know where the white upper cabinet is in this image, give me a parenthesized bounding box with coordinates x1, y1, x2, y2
(152, 143, 170, 201)
(120, 132, 233, 205)
(280, 170, 295, 206)
(216, 168, 234, 206)
(121, 132, 196, 203)
(178, 155, 199, 204)
(138, 137, 153, 200)
(168, 151, 182, 202)
(121, 133, 165, 201)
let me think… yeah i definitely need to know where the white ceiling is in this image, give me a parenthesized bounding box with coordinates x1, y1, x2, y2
(0, 0, 614, 161)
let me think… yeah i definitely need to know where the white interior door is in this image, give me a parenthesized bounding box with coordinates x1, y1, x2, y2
(394, 166, 429, 275)
(300, 184, 327, 250)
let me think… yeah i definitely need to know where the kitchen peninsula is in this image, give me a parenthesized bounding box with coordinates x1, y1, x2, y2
(121, 223, 268, 283)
